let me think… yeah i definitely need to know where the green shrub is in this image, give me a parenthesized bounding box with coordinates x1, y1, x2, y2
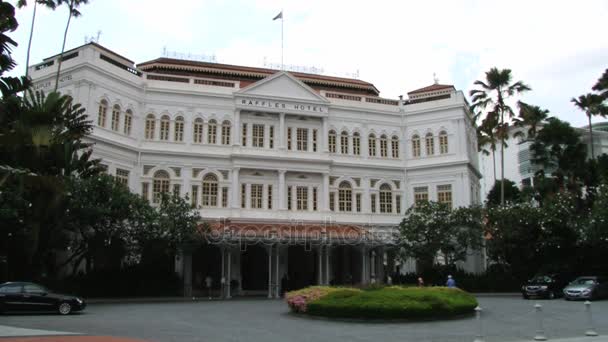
(288, 286, 478, 320)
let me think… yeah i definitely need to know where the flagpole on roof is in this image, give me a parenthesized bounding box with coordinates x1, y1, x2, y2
(273, 10, 284, 71)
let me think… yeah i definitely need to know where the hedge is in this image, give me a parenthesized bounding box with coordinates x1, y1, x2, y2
(287, 286, 478, 320)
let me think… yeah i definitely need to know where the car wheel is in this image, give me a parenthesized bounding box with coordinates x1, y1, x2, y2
(548, 291, 555, 299)
(0, 303, 5, 314)
(523, 294, 530, 300)
(58, 302, 72, 315)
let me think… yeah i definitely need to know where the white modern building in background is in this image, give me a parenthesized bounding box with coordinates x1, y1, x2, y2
(479, 124, 608, 201)
(29, 43, 483, 297)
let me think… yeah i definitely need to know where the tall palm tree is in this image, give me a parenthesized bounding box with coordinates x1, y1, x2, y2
(16, 0, 57, 79)
(593, 69, 608, 100)
(54, 0, 88, 91)
(571, 94, 608, 159)
(470, 68, 530, 205)
(477, 111, 499, 183)
(514, 101, 549, 140)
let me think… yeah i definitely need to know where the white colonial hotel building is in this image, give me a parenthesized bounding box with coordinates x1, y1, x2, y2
(29, 43, 483, 298)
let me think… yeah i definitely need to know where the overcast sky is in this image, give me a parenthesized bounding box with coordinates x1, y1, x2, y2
(7, 0, 608, 127)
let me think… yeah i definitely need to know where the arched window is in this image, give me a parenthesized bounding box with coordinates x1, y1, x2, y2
(145, 114, 155, 140)
(368, 134, 377, 157)
(338, 181, 352, 212)
(221, 121, 231, 145)
(328, 130, 337, 153)
(193, 118, 203, 143)
(123, 109, 133, 135)
(160, 115, 170, 141)
(174, 116, 184, 142)
(341, 131, 349, 154)
(439, 130, 448, 154)
(152, 170, 170, 203)
(425, 132, 434, 156)
(98, 100, 108, 127)
(379, 184, 393, 213)
(202, 174, 218, 207)
(380, 134, 388, 157)
(353, 132, 361, 155)
(412, 134, 421, 157)
(208, 119, 217, 144)
(391, 136, 399, 158)
(111, 105, 120, 131)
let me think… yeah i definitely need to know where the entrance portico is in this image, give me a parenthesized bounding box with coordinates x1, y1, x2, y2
(187, 221, 391, 298)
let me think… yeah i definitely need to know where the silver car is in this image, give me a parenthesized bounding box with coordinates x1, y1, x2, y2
(563, 276, 608, 300)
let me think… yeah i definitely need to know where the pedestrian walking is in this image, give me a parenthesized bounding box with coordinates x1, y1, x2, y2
(446, 275, 456, 288)
(417, 277, 425, 287)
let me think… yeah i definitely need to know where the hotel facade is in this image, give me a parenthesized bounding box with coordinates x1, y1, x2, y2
(29, 43, 483, 298)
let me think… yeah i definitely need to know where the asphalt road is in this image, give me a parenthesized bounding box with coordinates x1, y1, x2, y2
(1, 296, 607, 342)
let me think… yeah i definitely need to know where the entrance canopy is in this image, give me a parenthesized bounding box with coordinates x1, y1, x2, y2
(200, 221, 393, 246)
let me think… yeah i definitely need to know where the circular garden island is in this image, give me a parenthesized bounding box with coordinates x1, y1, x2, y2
(286, 286, 478, 321)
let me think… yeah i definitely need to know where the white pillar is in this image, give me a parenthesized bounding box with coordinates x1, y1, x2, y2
(278, 170, 286, 210)
(279, 113, 286, 150)
(361, 246, 367, 285)
(275, 245, 280, 298)
(371, 250, 376, 283)
(267, 246, 273, 298)
(322, 173, 330, 211)
(220, 246, 225, 298)
(233, 109, 241, 146)
(226, 248, 232, 299)
(231, 168, 240, 209)
(317, 246, 323, 285)
(325, 246, 330, 285)
(322, 117, 329, 152)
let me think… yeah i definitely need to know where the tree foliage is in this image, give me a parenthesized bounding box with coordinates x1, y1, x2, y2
(396, 202, 483, 271)
(486, 179, 520, 206)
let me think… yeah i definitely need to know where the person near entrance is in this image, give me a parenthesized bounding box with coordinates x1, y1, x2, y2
(446, 275, 456, 288)
(205, 275, 213, 299)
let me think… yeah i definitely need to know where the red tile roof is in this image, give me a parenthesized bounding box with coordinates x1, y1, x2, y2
(408, 83, 455, 95)
(138, 58, 380, 96)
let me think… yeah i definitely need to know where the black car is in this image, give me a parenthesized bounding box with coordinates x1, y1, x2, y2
(521, 274, 571, 299)
(0, 282, 86, 315)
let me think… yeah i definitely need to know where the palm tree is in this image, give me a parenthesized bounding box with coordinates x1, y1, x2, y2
(593, 69, 608, 100)
(571, 94, 608, 159)
(16, 0, 57, 79)
(514, 101, 549, 140)
(477, 111, 499, 183)
(470, 68, 530, 205)
(54, 0, 88, 91)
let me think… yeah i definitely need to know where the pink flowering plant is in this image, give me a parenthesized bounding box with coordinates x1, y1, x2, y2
(285, 286, 340, 313)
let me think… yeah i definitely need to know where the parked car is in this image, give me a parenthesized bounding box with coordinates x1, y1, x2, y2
(0, 282, 86, 315)
(563, 276, 608, 300)
(521, 274, 571, 299)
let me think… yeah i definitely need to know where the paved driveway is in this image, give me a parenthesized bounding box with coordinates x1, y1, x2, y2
(1, 296, 607, 342)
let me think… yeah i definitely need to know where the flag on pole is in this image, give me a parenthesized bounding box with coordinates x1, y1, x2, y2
(273, 11, 283, 20)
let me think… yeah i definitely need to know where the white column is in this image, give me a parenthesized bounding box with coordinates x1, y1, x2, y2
(231, 168, 240, 209)
(233, 109, 241, 146)
(278, 170, 286, 210)
(267, 246, 273, 298)
(182, 166, 192, 198)
(322, 117, 329, 152)
(325, 246, 330, 285)
(220, 246, 225, 298)
(275, 245, 280, 298)
(317, 246, 323, 285)
(361, 246, 367, 285)
(226, 248, 232, 299)
(363, 178, 371, 213)
(308, 186, 313, 212)
(322, 173, 330, 211)
(279, 113, 286, 150)
(371, 250, 376, 283)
